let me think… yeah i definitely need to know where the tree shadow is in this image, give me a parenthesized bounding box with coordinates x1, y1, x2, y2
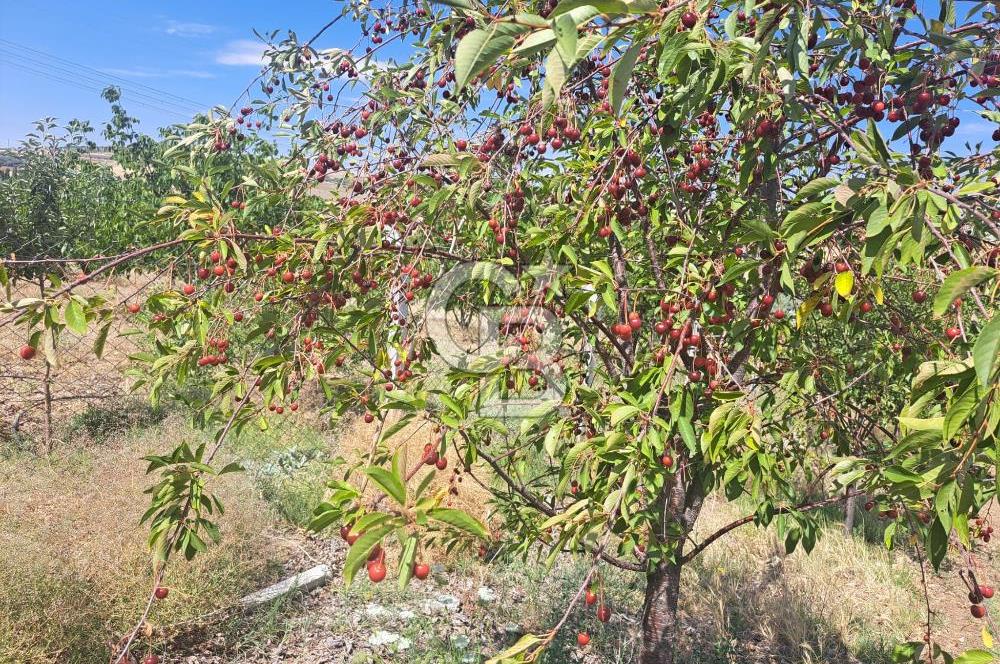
(479, 535, 905, 664)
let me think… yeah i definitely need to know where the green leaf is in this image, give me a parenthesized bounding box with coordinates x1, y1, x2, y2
(932, 267, 997, 316)
(551, 0, 629, 17)
(677, 416, 697, 453)
(397, 535, 418, 589)
(544, 418, 566, 457)
(364, 466, 407, 506)
(343, 523, 397, 585)
(608, 40, 641, 115)
(543, 48, 568, 107)
(431, 0, 476, 9)
(514, 29, 555, 56)
(93, 319, 112, 358)
(943, 382, 980, 442)
(485, 633, 546, 664)
(553, 13, 577, 62)
(791, 176, 839, 204)
(835, 271, 855, 297)
(781, 201, 828, 235)
(427, 507, 489, 539)
(927, 518, 948, 570)
(891, 641, 924, 663)
(865, 203, 891, 236)
(454, 24, 526, 91)
(898, 416, 945, 432)
(610, 404, 640, 426)
(64, 299, 86, 335)
(953, 650, 995, 664)
(575, 32, 603, 61)
(935, 479, 956, 534)
(883, 466, 923, 485)
(972, 315, 1000, 387)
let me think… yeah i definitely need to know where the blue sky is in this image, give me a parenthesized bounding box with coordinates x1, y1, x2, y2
(0, 1, 372, 146)
(0, 1, 993, 150)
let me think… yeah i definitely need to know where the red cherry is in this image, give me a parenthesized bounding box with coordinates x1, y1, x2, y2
(127, 302, 141, 314)
(971, 604, 987, 619)
(661, 454, 674, 468)
(154, 587, 169, 600)
(19, 345, 36, 360)
(912, 289, 927, 303)
(182, 284, 195, 296)
(596, 604, 612, 622)
(364, 413, 375, 424)
(680, 11, 698, 28)
(945, 326, 961, 341)
(577, 632, 591, 646)
(368, 561, 387, 583)
(585, 589, 597, 605)
(413, 563, 431, 580)
(143, 656, 160, 664)
(981, 586, 995, 599)
(436, 456, 448, 470)
(210, 250, 221, 263)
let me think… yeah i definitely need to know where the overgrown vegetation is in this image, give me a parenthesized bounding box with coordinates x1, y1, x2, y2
(2, 0, 999, 662)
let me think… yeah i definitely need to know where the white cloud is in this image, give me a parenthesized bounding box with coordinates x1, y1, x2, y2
(164, 20, 216, 37)
(215, 40, 268, 66)
(105, 67, 216, 79)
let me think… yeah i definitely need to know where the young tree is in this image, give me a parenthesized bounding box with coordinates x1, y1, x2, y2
(3, 0, 999, 662)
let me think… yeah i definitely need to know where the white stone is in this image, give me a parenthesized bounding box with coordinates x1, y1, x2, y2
(239, 565, 331, 607)
(436, 593, 461, 611)
(368, 630, 400, 647)
(365, 604, 390, 618)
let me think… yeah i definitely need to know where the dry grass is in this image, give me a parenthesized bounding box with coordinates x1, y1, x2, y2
(334, 411, 495, 520)
(0, 272, 168, 446)
(679, 497, 922, 662)
(0, 418, 286, 664)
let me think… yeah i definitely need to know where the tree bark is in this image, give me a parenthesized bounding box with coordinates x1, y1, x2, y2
(843, 484, 856, 537)
(640, 562, 683, 664)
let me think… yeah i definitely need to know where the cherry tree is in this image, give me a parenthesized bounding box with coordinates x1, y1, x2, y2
(3, 0, 1000, 662)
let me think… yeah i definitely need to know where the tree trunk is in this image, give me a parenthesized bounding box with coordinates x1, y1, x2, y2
(843, 485, 856, 537)
(640, 562, 683, 664)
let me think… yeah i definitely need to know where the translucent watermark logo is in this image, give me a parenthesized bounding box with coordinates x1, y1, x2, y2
(424, 261, 572, 420)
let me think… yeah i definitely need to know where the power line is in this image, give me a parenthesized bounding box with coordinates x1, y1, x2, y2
(0, 37, 210, 111)
(0, 55, 195, 120)
(0, 55, 193, 119)
(0, 46, 205, 116)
